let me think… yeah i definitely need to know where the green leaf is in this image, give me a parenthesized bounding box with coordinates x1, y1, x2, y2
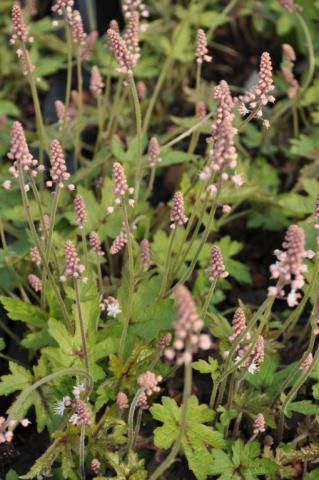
(0, 337, 5, 351)
(210, 450, 234, 476)
(5, 470, 19, 480)
(287, 400, 319, 416)
(192, 357, 218, 378)
(0, 296, 48, 327)
(0, 362, 33, 396)
(151, 396, 224, 480)
(160, 149, 198, 166)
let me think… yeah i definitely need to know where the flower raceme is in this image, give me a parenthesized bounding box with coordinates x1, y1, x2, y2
(107, 28, 136, 76)
(147, 137, 161, 167)
(200, 80, 239, 187)
(51, 0, 74, 18)
(235, 52, 275, 120)
(60, 240, 87, 283)
(268, 224, 314, 307)
(170, 191, 188, 229)
(74, 194, 87, 229)
(165, 285, 211, 365)
(11, 3, 31, 45)
(195, 29, 212, 65)
(89, 231, 104, 256)
(8, 121, 42, 179)
(206, 245, 229, 282)
(124, 11, 140, 64)
(90, 66, 104, 98)
(47, 139, 73, 190)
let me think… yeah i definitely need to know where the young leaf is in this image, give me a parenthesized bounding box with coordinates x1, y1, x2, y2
(151, 396, 224, 480)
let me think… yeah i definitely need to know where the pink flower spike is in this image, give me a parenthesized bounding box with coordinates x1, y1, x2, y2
(253, 413, 266, 434)
(90, 65, 104, 98)
(170, 191, 188, 229)
(49, 139, 70, 188)
(70, 10, 86, 45)
(74, 194, 87, 229)
(196, 29, 212, 64)
(11, 3, 29, 44)
(61, 240, 86, 282)
(89, 231, 104, 256)
(110, 229, 127, 255)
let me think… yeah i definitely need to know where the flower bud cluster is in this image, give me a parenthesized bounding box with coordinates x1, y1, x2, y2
(170, 191, 188, 229)
(122, 0, 149, 19)
(165, 285, 211, 365)
(282, 44, 299, 99)
(268, 225, 313, 307)
(60, 240, 87, 283)
(0, 415, 30, 444)
(206, 246, 228, 282)
(100, 296, 121, 317)
(196, 29, 212, 64)
(199, 81, 241, 189)
(8, 122, 42, 180)
(235, 52, 275, 121)
(47, 140, 74, 190)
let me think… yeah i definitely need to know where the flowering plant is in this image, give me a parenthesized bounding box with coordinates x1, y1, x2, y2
(0, 0, 319, 479)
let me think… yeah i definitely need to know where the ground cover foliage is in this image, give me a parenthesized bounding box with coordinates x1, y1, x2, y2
(1, 0, 319, 478)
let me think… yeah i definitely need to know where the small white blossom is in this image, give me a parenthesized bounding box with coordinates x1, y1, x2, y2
(107, 301, 121, 318)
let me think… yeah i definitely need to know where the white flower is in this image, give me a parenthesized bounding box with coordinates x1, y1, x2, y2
(231, 174, 243, 186)
(248, 360, 259, 374)
(107, 301, 121, 318)
(2, 180, 11, 190)
(287, 290, 298, 307)
(72, 383, 85, 398)
(69, 414, 79, 425)
(54, 399, 66, 416)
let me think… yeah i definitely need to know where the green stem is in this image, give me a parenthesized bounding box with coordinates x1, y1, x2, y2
(74, 280, 90, 374)
(149, 362, 192, 480)
(96, 256, 103, 294)
(23, 46, 48, 168)
(79, 424, 86, 480)
(145, 166, 156, 199)
(85, 0, 96, 31)
(161, 112, 213, 151)
(118, 203, 135, 359)
(129, 76, 143, 203)
(296, 13, 315, 92)
(216, 297, 276, 408)
(0, 318, 21, 345)
(7, 367, 92, 425)
(127, 387, 144, 452)
(200, 279, 217, 319)
(18, 168, 72, 330)
(81, 229, 88, 270)
(105, 79, 123, 138)
(143, 57, 173, 134)
(159, 228, 177, 298)
(178, 180, 222, 285)
(46, 186, 61, 263)
(209, 379, 220, 409)
(282, 258, 319, 339)
(170, 182, 207, 277)
(75, 49, 83, 169)
(61, 24, 73, 146)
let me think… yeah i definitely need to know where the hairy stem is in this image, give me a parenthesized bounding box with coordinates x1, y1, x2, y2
(129, 76, 143, 203)
(118, 203, 135, 359)
(8, 367, 92, 425)
(61, 23, 73, 145)
(159, 227, 177, 298)
(74, 279, 90, 374)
